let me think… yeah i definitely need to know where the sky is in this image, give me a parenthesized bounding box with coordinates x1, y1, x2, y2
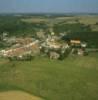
(0, 0, 98, 13)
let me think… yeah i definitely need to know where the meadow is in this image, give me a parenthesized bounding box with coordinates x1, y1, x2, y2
(0, 53, 98, 100)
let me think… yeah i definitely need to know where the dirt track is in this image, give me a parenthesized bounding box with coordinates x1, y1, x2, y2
(0, 91, 43, 100)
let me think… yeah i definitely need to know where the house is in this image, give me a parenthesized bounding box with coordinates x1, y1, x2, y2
(36, 29, 46, 39)
(16, 37, 33, 45)
(70, 40, 81, 46)
(6, 36, 16, 44)
(81, 42, 87, 48)
(49, 51, 60, 60)
(77, 49, 84, 56)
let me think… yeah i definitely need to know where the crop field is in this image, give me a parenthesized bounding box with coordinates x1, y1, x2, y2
(21, 17, 49, 23)
(0, 53, 98, 100)
(21, 16, 76, 25)
(21, 16, 98, 24)
(21, 15, 98, 31)
(78, 16, 98, 25)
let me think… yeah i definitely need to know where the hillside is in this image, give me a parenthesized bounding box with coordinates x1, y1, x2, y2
(0, 53, 98, 100)
(0, 14, 98, 47)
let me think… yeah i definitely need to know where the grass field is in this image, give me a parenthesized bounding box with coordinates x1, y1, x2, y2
(0, 53, 98, 100)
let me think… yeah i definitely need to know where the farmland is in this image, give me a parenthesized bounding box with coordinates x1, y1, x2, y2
(0, 14, 98, 48)
(21, 15, 98, 31)
(0, 14, 98, 100)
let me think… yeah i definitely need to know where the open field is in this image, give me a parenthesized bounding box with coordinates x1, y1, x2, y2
(78, 16, 98, 25)
(21, 17, 49, 23)
(21, 15, 98, 31)
(0, 53, 98, 100)
(21, 16, 98, 24)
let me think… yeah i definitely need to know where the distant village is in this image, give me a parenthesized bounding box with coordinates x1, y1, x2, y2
(0, 30, 88, 60)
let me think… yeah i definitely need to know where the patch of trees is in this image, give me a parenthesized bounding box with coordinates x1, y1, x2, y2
(95, 22, 98, 25)
(0, 16, 48, 37)
(0, 42, 10, 49)
(53, 23, 98, 48)
(62, 32, 98, 48)
(67, 32, 98, 48)
(53, 23, 91, 34)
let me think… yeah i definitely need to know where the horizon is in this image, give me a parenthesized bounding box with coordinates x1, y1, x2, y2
(0, 0, 98, 13)
(0, 12, 98, 15)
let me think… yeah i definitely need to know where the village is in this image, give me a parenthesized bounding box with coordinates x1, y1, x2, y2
(0, 30, 88, 61)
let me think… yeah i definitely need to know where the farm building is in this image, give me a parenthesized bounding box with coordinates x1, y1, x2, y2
(70, 40, 87, 55)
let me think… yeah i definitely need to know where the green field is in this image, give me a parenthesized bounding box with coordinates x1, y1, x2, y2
(0, 53, 98, 100)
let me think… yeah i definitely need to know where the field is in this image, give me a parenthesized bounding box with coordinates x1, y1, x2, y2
(0, 91, 43, 100)
(0, 14, 98, 100)
(21, 15, 98, 31)
(0, 53, 98, 100)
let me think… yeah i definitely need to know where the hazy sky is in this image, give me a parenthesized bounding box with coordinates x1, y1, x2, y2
(0, 0, 98, 13)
